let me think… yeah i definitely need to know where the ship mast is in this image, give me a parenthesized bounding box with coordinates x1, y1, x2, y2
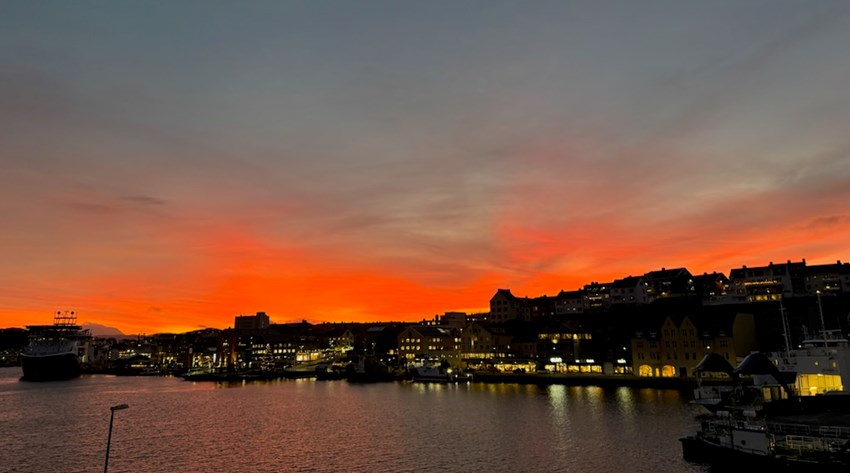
(780, 299, 791, 356)
(817, 291, 828, 349)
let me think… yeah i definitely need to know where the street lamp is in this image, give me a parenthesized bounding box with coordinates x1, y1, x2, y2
(104, 403, 129, 473)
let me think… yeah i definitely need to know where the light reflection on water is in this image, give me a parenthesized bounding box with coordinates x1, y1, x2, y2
(0, 367, 709, 472)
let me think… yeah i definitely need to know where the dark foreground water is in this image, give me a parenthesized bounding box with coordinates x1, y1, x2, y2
(0, 367, 710, 472)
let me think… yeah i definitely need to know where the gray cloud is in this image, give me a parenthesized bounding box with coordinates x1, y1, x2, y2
(122, 195, 167, 206)
(804, 215, 850, 230)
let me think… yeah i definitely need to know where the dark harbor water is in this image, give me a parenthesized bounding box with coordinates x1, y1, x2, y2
(0, 367, 710, 472)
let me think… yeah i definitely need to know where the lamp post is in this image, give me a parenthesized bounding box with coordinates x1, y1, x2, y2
(104, 404, 129, 473)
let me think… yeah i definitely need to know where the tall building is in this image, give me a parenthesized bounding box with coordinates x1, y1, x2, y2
(234, 312, 270, 331)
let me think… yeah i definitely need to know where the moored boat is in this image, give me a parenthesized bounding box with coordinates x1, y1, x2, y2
(680, 407, 850, 471)
(345, 354, 395, 383)
(763, 329, 850, 396)
(20, 310, 91, 381)
(410, 363, 473, 383)
(315, 362, 346, 380)
(682, 346, 850, 469)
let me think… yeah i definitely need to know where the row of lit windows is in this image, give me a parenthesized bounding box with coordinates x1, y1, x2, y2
(402, 337, 461, 343)
(400, 345, 461, 352)
(637, 365, 678, 377)
(741, 278, 783, 285)
(538, 333, 591, 340)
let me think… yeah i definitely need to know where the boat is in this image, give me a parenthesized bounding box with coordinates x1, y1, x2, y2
(761, 329, 850, 396)
(689, 352, 737, 411)
(20, 310, 92, 381)
(345, 354, 395, 383)
(759, 297, 850, 396)
(681, 351, 850, 470)
(410, 363, 473, 383)
(315, 362, 346, 380)
(680, 403, 850, 471)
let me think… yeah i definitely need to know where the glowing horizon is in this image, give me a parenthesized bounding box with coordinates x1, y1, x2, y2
(2, 2, 850, 335)
(4, 255, 847, 335)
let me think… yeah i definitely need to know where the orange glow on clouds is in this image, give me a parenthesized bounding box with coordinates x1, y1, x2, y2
(3, 143, 849, 335)
(3, 202, 848, 335)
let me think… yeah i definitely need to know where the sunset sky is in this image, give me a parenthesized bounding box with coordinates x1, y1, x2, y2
(2, 1, 849, 334)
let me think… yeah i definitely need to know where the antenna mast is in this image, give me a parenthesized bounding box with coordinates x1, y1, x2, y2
(780, 299, 791, 356)
(817, 291, 828, 349)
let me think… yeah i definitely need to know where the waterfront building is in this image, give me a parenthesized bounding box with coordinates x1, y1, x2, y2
(537, 321, 598, 373)
(632, 311, 756, 378)
(217, 329, 240, 368)
(397, 325, 460, 363)
(316, 324, 354, 353)
(183, 328, 222, 369)
(460, 322, 513, 361)
(349, 323, 406, 366)
(509, 332, 539, 361)
(81, 337, 110, 371)
(147, 333, 184, 370)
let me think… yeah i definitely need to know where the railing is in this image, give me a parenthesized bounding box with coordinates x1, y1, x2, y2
(779, 434, 849, 453)
(24, 339, 78, 355)
(769, 421, 850, 439)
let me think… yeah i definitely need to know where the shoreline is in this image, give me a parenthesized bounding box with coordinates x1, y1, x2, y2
(0, 365, 713, 390)
(93, 367, 703, 390)
(468, 372, 699, 389)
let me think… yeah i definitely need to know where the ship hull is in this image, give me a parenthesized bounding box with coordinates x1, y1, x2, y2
(681, 434, 850, 472)
(20, 352, 81, 381)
